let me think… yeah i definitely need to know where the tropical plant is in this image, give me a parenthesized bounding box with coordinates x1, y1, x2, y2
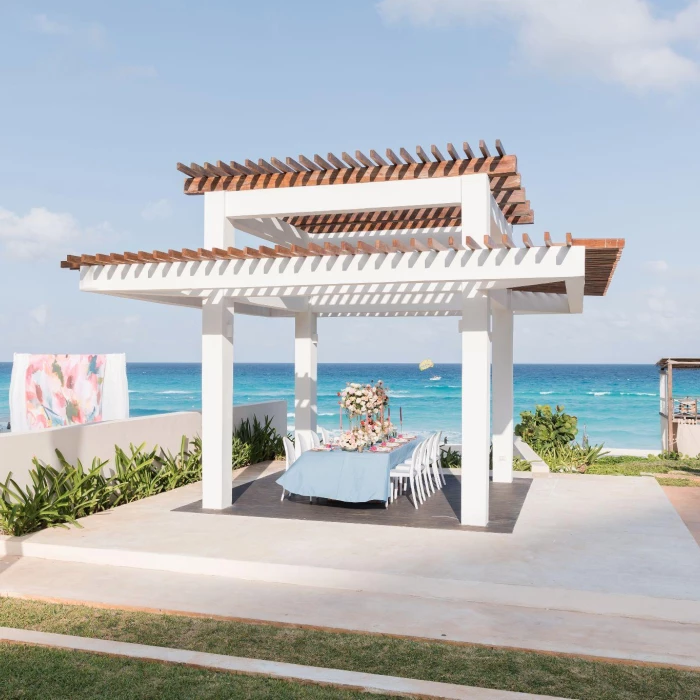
(515, 405, 578, 450)
(440, 447, 461, 469)
(539, 443, 608, 472)
(513, 457, 532, 471)
(0, 455, 111, 536)
(232, 415, 284, 467)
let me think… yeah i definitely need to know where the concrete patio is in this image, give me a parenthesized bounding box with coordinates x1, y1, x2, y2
(2, 464, 700, 668)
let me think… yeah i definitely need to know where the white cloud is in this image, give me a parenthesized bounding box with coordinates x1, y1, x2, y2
(117, 65, 158, 80)
(645, 259, 669, 273)
(0, 206, 108, 260)
(30, 305, 49, 326)
(377, 0, 700, 91)
(31, 13, 106, 49)
(33, 14, 70, 35)
(141, 199, 172, 220)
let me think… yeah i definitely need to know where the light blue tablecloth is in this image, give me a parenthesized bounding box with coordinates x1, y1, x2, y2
(276, 439, 419, 503)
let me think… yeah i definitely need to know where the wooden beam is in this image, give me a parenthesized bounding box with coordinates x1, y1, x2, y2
(258, 245, 277, 258)
(386, 148, 402, 166)
(176, 163, 198, 177)
(355, 150, 374, 168)
(152, 250, 174, 262)
(374, 239, 391, 253)
(184, 155, 519, 195)
(285, 156, 308, 173)
(446, 143, 459, 161)
(502, 234, 516, 249)
(326, 152, 345, 169)
(410, 238, 429, 252)
(290, 244, 319, 257)
(465, 237, 480, 250)
(180, 249, 200, 261)
(356, 241, 375, 254)
(483, 236, 497, 250)
(522, 233, 533, 248)
(313, 154, 334, 171)
(392, 238, 410, 253)
(479, 140, 491, 158)
(196, 248, 216, 260)
(430, 145, 445, 162)
(566, 232, 573, 247)
(427, 237, 447, 251)
(230, 160, 254, 176)
(463, 142, 475, 160)
(258, 159, 282, 175)
(243, 247, 263, 258)
(270, 157, 294, 173)
(370, 150, 388, 167)
(244, 159, 267, 175)
(274, 245, 294, 257)
(447, 236, 461, 251)
(340, 242, 356, 255)
(544, 232, 553, 247)
(416, 145, 431, 164)
(298, 154, 322, 172)
(323, 242, 341, 256)
(341, 152, 361, 168)
(495, 139, 506, 157)
(493, 189, 526, 204)
(399, 147, 416, 164)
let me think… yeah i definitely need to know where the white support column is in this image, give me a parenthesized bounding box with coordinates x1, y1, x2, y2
(492, 298, 514, 484)
(294, 310, 318, 440)
(204, 192, 235, 249)
(201, 300, 234, 510)
(460, 292, 492, 526)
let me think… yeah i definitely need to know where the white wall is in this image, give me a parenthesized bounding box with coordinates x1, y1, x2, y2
(0, 401, 287, 490)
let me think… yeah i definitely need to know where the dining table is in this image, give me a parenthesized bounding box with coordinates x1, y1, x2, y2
(276, 437, 419, 504)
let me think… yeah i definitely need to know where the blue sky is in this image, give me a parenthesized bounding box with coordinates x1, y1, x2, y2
(1, 0, 699, 364)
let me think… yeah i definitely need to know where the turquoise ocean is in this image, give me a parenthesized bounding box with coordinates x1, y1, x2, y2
(2, 363, 700, 450)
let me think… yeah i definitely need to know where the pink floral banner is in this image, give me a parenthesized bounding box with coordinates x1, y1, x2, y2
(25, 354, 106, 430)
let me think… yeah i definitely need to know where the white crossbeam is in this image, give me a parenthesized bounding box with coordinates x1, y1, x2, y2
(79, 247, 585, 299)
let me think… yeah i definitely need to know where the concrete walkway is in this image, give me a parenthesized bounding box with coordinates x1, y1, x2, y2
(0, 626, 572, 700)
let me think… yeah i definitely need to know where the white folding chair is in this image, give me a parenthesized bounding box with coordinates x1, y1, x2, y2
(281, 436, 296, 501)
(390, 439, 427, 508)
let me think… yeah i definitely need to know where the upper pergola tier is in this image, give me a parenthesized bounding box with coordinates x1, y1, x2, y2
(177, 140, 533, 227)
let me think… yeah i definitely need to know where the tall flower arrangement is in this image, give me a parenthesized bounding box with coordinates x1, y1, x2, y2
(337, 381, 394, 450)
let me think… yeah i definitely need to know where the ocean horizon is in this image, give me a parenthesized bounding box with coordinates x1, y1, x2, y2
(2, 362, 698, 450)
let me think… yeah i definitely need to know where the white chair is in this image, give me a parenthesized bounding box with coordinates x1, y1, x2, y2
(294, 430, 320, 458)
(432, 431, 446, 487)
(281, 436, 296, 501)
(319, 426, 332, 444)
(390, 439, 427, 508)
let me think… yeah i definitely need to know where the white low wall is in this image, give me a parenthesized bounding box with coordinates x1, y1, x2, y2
(0, 401, 286, 490)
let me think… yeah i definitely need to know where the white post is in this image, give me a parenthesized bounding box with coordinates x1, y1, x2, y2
(295, 310, 318, 441)
(201, 192, 235, 510)
(201, 300, 233, 509)
(460, 292, 492, 526)
(204, 192, 235, 249)
(492, 299, 514, 483)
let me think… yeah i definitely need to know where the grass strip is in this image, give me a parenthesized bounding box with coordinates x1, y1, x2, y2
(0, 643, 391, 699)
(1, 597, 699, 700)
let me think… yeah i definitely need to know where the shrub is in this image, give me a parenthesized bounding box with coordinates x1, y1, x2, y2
(440, 447, 461, 469)
(232, 416, 285, 467)
(513, 458, 532, 471)
(515, 405, 577, 451)
(539, 443, 608, 472)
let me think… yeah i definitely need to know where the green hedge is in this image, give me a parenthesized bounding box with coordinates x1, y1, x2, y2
(0, 415, 284, 537)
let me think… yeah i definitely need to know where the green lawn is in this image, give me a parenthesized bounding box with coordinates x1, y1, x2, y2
(566, 455, 700, 485)
(1, 598, 699, 700)
(0, 644, 392, 699)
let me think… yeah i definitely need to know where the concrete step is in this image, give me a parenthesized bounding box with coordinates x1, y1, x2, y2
(1, 556, 699, 669)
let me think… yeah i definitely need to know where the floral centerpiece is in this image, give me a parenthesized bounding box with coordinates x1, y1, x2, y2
(337, 380, 395, 451)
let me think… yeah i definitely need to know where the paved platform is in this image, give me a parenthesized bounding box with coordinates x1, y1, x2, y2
(662, 485, 700, 546)
(2, 466, 700, 666)
(176, 472, 532, 533)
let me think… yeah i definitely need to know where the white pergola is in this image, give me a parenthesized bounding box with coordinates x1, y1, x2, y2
(62, 141, 623, 526)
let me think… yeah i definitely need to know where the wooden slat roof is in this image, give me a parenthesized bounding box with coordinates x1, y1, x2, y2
(177, 140, 533, 226)
(657, 359, 700, 370)
(61, 234, 624, 297)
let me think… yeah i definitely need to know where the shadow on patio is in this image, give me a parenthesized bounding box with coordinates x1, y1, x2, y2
(175, 473, 532, 533)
